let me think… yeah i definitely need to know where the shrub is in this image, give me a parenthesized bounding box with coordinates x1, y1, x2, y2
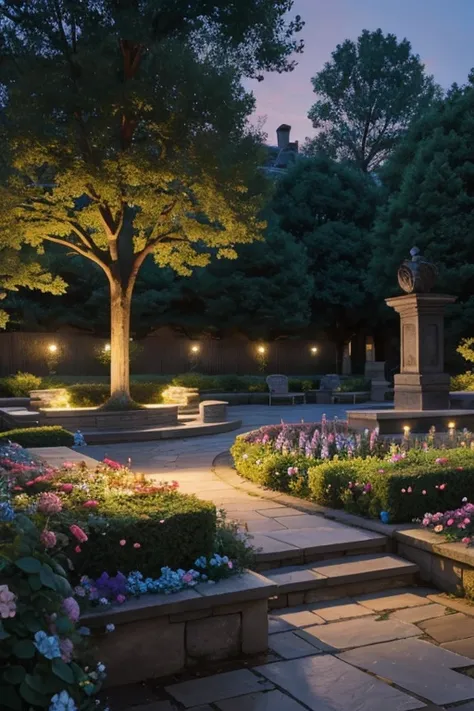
(308, 449, 474, 522)
(2, 371, 42, 397)
(0, 426, 74, 448)
(67, 382, 166, 407)
(171, 372, 217, 390)
(214, 375, 247, 392)
(65, 492, 216, 578)
(337, 377, 370, 392)
(451, 372, 474, 391)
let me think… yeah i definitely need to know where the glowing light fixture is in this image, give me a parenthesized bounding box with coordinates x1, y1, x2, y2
(104, 343, 111, 352)
(257, 345, 266, 355)
(310, 346, 318, 355)
(48, 343, 58, 354)
(190, 344, 200, 354)
(448, 421, 455, 430)
(403, 425, 410, 436)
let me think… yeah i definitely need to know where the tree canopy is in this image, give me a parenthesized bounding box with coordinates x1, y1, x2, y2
(0, 0, 303, 401)
(370, 74, 474, 349)
(305, 29, 439, 172)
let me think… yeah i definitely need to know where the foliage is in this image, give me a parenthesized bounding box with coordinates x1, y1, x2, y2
(457, 337, 474, 365)
(0, 0, 303, 402)
(67, 382, 166, 407)
(370, 77, 474, 350)
(1, 373, 42, 398)
(94, 341, 143, 368)
(271, 155, 380, 353)
(0, 495, 105, 709)
(0, 427, 74, 448)
(308, 448, 474, 522)
(336, 377, 370, 392)
(451, 373, 474, 392)
(304, 29, 440, 171)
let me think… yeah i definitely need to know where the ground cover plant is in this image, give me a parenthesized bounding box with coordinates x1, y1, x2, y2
(231, 419, 474, 523)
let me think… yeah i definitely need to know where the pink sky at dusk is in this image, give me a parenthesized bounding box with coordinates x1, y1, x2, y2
(246, 0, 474, 145)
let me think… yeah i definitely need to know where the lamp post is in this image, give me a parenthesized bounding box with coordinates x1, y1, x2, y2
(189, 343, 201, 371)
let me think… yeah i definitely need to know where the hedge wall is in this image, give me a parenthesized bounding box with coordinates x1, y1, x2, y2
(0, 426, 74, 448)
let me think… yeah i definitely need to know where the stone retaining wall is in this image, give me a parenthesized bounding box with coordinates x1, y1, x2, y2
(81, 572, 275, 686)
(38, 404, 179, 430)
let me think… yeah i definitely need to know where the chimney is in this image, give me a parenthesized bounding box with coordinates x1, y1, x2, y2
(276, 124, 291, 150)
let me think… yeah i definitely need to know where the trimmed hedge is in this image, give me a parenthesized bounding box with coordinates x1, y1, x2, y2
(0, 425, 74, 447)
(308, 449, 474, 523)
(67, 381, 166, 407)
(61, 492, 216, 578)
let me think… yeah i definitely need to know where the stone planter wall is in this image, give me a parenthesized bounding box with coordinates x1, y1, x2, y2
(394, 529, 474, 597)
(37, 404, 178, 430)
(81, 572, 276, 686)
(199, 400, 228, 423)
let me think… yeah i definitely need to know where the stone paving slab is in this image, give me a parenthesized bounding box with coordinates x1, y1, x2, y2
(419, 613, 474, 643)
(391, 604, 447, 624)
(296, 615, 421, 651)
(356, 588, 437, 611)
(255, 655, 426, 711)
(259, 508, 306, 518)
(264, 527, 385, 553)
(269, 616, 293, 634)
(264, 567, 325, 593)
(245, 518, 288, 533)
(247, 535, 300, 558)
(441, 637, 474, 657)
(313, 554, 417, 584)
(215, 690, 307, 710)
(268, 631, 324, 659)
(310, 599, 373, 621)
(271, 608, 325, 627)
(166, 670, 274, 708)
(339, 637, 474, 705)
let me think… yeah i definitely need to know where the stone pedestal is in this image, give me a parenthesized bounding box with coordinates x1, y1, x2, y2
(386, 293, 456, 411)
(365, 361, 389, 402)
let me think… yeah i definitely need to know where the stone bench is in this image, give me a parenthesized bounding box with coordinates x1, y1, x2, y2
(81, 571, 276, 687)
(199, 400, 228, 423)
(162, 386, 200, 412)
(38, 405, 179, 431)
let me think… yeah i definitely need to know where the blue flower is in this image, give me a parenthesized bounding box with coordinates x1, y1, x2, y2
(0, 502, 15, 523)
(49, 691, 76, 711)
(34, 631, 61, 660)
(78, 626, 90, 636)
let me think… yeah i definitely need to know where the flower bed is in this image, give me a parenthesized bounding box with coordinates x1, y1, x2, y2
(232, 421, 474, 523)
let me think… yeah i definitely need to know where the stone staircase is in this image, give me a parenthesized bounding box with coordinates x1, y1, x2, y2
(252, 529, 419, 609)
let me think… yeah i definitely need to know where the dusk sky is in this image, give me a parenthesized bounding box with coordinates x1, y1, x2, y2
(246, 0, 474, 145)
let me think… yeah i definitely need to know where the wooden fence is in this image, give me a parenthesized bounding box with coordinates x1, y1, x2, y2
(0, 328, 338, 377)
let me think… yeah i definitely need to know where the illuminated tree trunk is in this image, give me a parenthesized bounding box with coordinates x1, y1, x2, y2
(109, 277, 133, 406)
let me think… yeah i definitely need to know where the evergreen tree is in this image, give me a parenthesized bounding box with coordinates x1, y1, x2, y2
(305, 29, 439, 172)
(0, 0, 303, 404)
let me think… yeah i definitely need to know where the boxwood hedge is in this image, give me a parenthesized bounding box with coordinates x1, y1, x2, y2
(0, 425, 74, 448)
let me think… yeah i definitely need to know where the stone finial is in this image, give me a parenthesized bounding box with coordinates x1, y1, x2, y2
(397, 246, 437, 294)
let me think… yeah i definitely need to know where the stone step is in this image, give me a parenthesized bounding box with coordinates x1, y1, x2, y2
(264, 553, 419, 609)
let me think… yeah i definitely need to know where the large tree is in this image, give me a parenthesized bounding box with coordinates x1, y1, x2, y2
(0, 0, 303, 405)
(370, 72, 474, 356)
(305, 29, 439, 172)
(270, 155, 380, 367)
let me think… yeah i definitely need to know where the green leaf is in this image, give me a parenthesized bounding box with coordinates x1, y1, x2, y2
(0, 621, 10, 641)
(28, 574, 42, 591)
(12, 639, 36, 659)
(39, 564, 58, 591)
(0, 684, 21, 710)
(25, 673, 47, 693)
(52, 658, 74, 684)
(21, 611, 42, 634)
(15, 556, 42, 574)
(52, 560, 67, 577)
(19, 680, 47, 706)
(3, 666, 25, 685)
(53, 573, 72, 598)
(55, 615, 73, 635)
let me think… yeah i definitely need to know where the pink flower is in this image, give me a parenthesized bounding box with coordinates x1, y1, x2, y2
(457, 467, 464, 471)
(422, 517, 431, 526)
(62, 461, 75, 469)
(434, 524, 444, 533)
(40, 530, 57, 549)
(422, 490, 427, 495)
(70, 524, 88, 543)
(228, 560, 233, 569)
(435, 457, 448, 465)
(59, 638, 74, 663)
(464, 518, 471, 525)
(0, 585, 16, 619)
(75, 545, 82, 554)
(116, 594, 126, 604)
(401, 488, 406, 494)
(62, 597, 80, 622)
(182, 573, 194, 584)
(378, 469, 385, 473)
(439, 484, 447, 491)
(133, 542, 141, 549)
(287, 466, 298, 476)
(103, 458, 122, 470)
(447, 518, 455, 526)
(83, 500, 99, 508)
(37, 492, 62, 515)
(407, 487, 413, 494)
(171, 481, 179, 489)
(462, 537, 471, 545)
(160, 520, 165, 524)
(61, 484, 74, 493)
(119, 539, 126, 546)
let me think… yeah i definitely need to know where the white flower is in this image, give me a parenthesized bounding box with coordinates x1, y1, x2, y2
(105, 623, 115, 633)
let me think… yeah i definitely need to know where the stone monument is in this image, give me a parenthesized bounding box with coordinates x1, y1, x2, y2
(348, 247, 474, 434)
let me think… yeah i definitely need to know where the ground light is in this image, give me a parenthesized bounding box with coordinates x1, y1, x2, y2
(310, 346, 318, 355)
(48, 343, 58, 353)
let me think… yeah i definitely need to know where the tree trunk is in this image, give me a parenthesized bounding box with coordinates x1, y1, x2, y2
(109, 278, 133, 405)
